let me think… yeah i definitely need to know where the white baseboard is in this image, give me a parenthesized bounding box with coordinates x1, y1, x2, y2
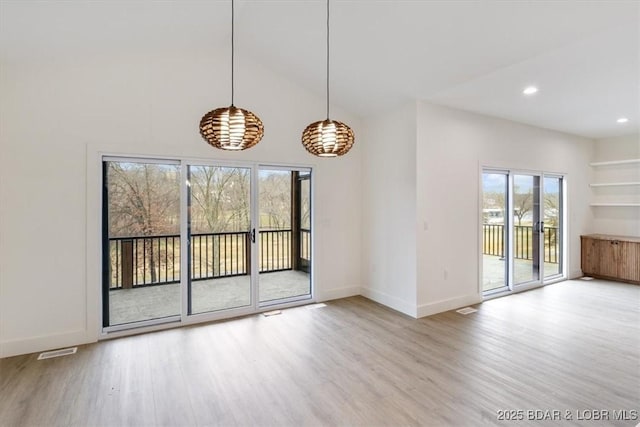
(0, 290, 481, 357)
(360, 287, 417, 317)
(316, 285, 360, 302)
(416, 293, 482, 318)
(0, 330, 94, 359)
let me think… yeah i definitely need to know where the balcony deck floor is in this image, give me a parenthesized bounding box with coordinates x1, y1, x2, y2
(108, 270, 310, 326)
(483, 255, 561, 292)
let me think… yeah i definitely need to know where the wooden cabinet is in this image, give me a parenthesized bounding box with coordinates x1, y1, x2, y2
(581, 234, 640, 284)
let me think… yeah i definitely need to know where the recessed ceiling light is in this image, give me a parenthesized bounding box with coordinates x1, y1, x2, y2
(523, 86, 538, 95)
(616, 117, 629, 124)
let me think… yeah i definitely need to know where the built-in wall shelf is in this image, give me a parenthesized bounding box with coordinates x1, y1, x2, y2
(589, 182, 640, 187)
(590, 203, 640, 207)
(589, 158, 640, 207)
(589, 159, 640, 167)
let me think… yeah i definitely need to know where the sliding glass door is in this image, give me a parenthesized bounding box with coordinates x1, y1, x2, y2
(482, 172, 508, 293)
(258, 167, 312, 306)
(543, 176, 563, 279)
(481, 169, 564, 297)
(512, 174, 541, 287)
(188, 165, 252, 315)
(102, 158, 312, 330)
(102, 160, 182, 327)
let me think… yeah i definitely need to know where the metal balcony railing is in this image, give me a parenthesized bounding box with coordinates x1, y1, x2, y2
(482, 224, 559, 263)
(109, 229, 311, 289)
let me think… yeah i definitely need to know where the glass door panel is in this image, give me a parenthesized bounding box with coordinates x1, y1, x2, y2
(482, 172, 508, 293)
(103, 160, 181, 327)
(258, 168, 312, 304)
(513, 174, 541, 286)
(543, 176, 563, 279)
(188, 166, 252, 314)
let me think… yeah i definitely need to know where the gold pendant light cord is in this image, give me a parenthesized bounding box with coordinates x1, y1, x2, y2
(231, 0, 235, 106)
(326, 0, 330, 120)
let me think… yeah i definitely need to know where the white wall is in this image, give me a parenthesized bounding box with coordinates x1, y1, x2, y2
(415, 102, 594, 315)
(360, 103, 417, 316)
(360, 101, 594, 318)
(590, 133, 640, 236)
(0, 49, 362, 357)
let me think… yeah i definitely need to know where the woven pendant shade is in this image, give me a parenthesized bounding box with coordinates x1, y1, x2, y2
(301, 0, 355, 158)
(200, 106, 264, 151)
(302, 119, 354, 157)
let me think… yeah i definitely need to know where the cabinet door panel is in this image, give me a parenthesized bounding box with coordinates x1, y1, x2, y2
(581, 237, 599, 275)
(596, 240, 618, 278)
(618, 241, 640, 282)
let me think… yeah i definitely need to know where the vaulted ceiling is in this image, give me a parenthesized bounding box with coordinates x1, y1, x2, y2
(1, 0, 638, 139)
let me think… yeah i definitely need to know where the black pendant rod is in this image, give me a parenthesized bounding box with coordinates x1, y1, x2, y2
(326, 0, 330, 119)
(231, 0, 235, 106)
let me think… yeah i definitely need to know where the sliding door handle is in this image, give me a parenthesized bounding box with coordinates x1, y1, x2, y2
(251, 228, 256, 243)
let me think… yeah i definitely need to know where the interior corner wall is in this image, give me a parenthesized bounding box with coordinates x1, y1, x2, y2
(591, 133, 640, 236)
(0, 49, 362, 358)
(415, 102, 594, 316)
(361, 103, 418, 317)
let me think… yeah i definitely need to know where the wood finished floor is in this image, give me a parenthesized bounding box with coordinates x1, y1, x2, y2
(0, 279, 638, 427)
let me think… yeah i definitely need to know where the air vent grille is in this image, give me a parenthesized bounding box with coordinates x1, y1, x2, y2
(263, 310, 282, 317)
(38, 347, 77, 360)
(306, 303, 327, 310)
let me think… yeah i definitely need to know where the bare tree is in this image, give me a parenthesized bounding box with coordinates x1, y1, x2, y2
(107, 164, 304, 282)
(108, 163, 180, 237)
(107, 163, 180, 282)
(259, 172, 291, 230)
(544, 193, 559, 227)
(300, 177, 311, 230)
(513, 188, 532, 226)
(190, 166, 250, 233)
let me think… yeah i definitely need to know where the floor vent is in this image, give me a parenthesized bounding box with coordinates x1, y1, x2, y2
(580, 276, 594, 281)
(263, 310, 282, 317)
(456, 307, 478, 315)
(306, 303, 327, 310)
(38, 347, 77, 360)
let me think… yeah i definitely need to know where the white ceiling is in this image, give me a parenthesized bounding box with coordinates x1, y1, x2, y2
(1, 0, 638, 139)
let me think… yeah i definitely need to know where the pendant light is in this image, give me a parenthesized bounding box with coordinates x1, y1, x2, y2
(301, 0, 355, 157)
(200, 0, 264, 151)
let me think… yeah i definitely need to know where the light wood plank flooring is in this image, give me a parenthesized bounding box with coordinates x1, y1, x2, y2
(0, 279, 638, 426)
